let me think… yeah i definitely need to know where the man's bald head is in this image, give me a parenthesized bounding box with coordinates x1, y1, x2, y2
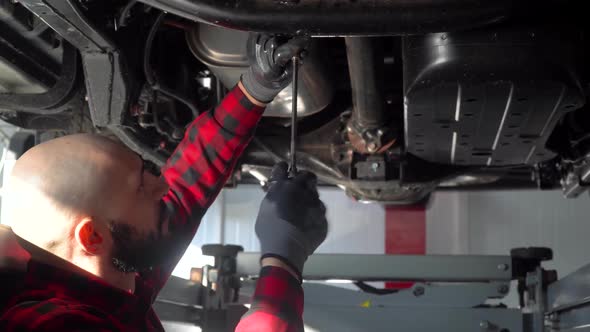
(6, 134, 142, 250)
(4, 133, 170, 290)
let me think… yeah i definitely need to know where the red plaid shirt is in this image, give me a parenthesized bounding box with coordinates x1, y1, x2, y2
(236, 266, 304, 332)
(0, 85, 304, 331)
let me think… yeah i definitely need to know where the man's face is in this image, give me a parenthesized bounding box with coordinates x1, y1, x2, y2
(108, 217, 179, 273)
(105, 153, 173, 273)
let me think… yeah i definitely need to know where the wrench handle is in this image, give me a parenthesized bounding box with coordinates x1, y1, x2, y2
(289, 56, 300, 177)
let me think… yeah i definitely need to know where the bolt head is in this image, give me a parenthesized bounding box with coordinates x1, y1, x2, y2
(367, 142, 378, 153)
(413, 286, 425, 297)
(497, 284, 510, 294)
(480, 321, 490, 329)
(497, 263, 509, 271)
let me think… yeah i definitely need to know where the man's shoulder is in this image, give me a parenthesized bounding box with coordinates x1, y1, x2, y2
(1, 298, 119, 331)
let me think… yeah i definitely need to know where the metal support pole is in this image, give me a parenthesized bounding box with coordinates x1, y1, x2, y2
(236, 253, 513, 282)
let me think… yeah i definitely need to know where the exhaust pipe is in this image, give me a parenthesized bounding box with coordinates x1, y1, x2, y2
(136, 0, 519, 36)
(345, 37, 393, 154)
(345, 37, 386, 131)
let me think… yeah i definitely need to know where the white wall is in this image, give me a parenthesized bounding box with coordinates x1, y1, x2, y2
(177, 186, 590, 280)
(198, 185, 386, 254)
(427, 190, 590, 277)
(172, 185, 386, 279)
(426, 192, 469, 255)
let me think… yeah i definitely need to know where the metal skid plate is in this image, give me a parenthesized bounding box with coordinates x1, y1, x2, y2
(404, 29, 585, 166)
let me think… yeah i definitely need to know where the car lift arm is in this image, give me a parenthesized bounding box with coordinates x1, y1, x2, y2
(153, 245, 578, 332)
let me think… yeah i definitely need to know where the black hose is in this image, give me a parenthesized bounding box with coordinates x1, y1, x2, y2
(354, 281, 399, 295)
(143, 12, 165, 87)
(143, 11, 200, 118)
(117, 0, 138, 28)
(156, 85, 200, 118)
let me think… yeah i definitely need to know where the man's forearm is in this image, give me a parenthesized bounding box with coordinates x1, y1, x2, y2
(139, 85, 266, 297)
(235, 266, 304, 332)
(162, 84, 265, 224)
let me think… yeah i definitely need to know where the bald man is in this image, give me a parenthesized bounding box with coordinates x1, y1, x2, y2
(0, 34, 322, 331)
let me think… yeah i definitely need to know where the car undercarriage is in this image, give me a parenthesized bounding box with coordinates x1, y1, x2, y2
(1, 0, 589, 203)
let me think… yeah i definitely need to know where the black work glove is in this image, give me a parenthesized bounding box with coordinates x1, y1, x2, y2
(255, 162, 328, 276)
(241, 34, 311, 103)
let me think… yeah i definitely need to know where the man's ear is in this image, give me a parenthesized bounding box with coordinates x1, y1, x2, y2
(74, 218, 104, 255)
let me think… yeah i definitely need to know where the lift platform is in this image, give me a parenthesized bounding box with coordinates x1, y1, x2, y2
(154, 245, 590, 332)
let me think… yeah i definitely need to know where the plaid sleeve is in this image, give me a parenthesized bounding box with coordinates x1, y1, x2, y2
(0, 300, 119, 331)
(235, 267, 304, 332)
(139, 85, 265, 299)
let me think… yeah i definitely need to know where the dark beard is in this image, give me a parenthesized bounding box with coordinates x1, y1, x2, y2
(108, 221, 181, 274)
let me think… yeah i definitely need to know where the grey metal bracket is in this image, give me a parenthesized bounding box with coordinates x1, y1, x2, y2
(300, 281, 511, 309)
(155, 246, 565, 332)
(303, 306, 524, 332)
(18, 0, 130, 127)
(236, 252, 513, 282)
(547, 262, 590, 331)
(0, 42, 79, 112)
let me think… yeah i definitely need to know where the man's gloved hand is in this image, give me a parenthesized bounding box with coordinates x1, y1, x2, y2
(255, 162, 328, 277)
(241, 34, 310, 103)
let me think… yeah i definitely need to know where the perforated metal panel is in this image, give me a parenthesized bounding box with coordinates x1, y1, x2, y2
(404, 30, 585, 166)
